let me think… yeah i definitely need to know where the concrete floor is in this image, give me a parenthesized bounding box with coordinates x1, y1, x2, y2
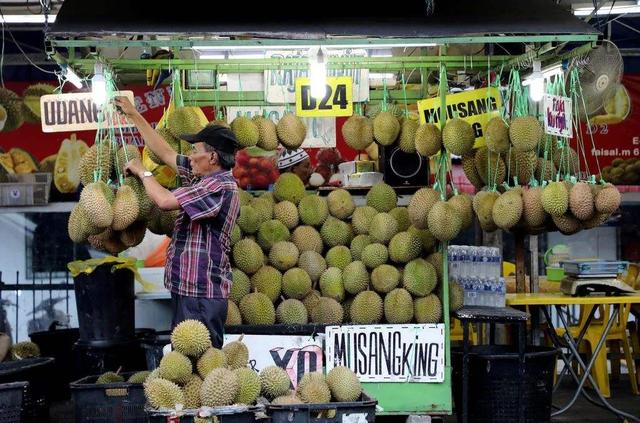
(50, 377, 640, 422)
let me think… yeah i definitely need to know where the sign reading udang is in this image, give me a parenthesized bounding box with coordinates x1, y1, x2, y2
(417, 87, 502, 149)
(295, 76, 353, 118)
(543, 94, 573, 138)
(40, 91, 135, 133)
(325, 324, 445, 383)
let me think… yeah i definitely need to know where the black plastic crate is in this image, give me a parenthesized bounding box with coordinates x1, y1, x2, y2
(147, 405, 263, 423)
(266, 393, 377, 423)
(0, 382, 28, 423)
(70, 372, 147, 423)
(140, 331, 170, 370)
(0, 357, 55, 422)
(225, 324, 329, 336)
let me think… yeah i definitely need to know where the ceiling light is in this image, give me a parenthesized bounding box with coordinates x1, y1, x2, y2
(0, 14, 56, 24)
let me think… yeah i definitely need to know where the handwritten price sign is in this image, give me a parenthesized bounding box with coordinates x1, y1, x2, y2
(543, 94, 573, 138)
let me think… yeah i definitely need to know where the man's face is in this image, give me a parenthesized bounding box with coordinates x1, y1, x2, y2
(189, 142, 217, 177)
(292, 159, 312, 184)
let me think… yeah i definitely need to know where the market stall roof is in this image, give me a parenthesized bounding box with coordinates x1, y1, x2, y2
(50, 0, 599, 44)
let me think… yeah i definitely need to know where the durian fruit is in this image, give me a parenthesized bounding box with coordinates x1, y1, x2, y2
(276, 298, 309, 324)
(398, 118, 419, 153)
(277, 113, 307, 149)
(269, 241, 300, 271)
(366, 182, 398, 212)
(447, 193, 474, 230)
(111, 185, 140, 231)
(485, 117, 510, 153)
(475, 147, 506, 186)
(408, 188, 441, 229)
(298, 251, 327, 283)
(273, 201, 300, 229)
(282, 267, 313, 300)
(171, 319, 211, 358)
(388, 231, 422, 264)
(251, 266, 282, 302)
(569, 182, 595, 221)
(231, 116, 259, 148)
(197, 347, 227, 378)
(426, 252, 443, 280)
(302, 290, 322, 318)
(327, 189, 355, 220)
(320, 217, 353, 248)
(492, 190, 523, 231)
(362, 243, 389, 270)
(222, 336, 249, 370)
(342, 115, 374, 150)
(343, 261, 370, 295)
(257, 220, 291, 252)
(230, 269, 250, 304)
(158, 351, 192, 385)
(449, 281, 464, 311)
(473, 190, 500, 232)
(371, 264, 400, 294)
(233, 239, 265, 274)
(127, 371, 151, 383)
(0, 87, 24, 132)
(68, 203, 100, 243)
(239, 292, 276, 325)
(552, 213, 583, 235)
(53, 134, 89, 193)
(595, 184, 621, 214)
(459, 153, 483, 190)
(22, 83, 55, 123)
(352, 206, 378, 235)
(291, 226, 323, 254)
(310, 297, 344, 324)
(350, 290, 384, 324)
(583, 211, 610, 229)
(551, 144, 579, 174)
(326, 245, 353, 270)
(200, 367, 240, 407)
(274, 173, 306, 205)
(509, 116, 542, 151)
(166, 106, 208, 139)
(428, 201, 462, 241)
(368, 213, 399, 245)
(298, 195, 329, 227)
(234, 367, 261, 405)
(272, 392, 303, 405)
(408, 225, 436, 255)
(297, 372, 331, 404)
(389, 207, 411, 232)
(541, 181, 569, 217)
(146, 208, 180, 236)
(373, 111, 400, 146)
(183, 374, 203, 408)
(403, 258, 437, 297)
(144, 378, 185, 409)
(260, 365, 291, 399)
(414, 123, 442, 157)
(226, 301, 243, 326)
(79, 142, 112, 186)
(442, 118, 475, 155)
(115, 144, 141, 168)
(414, 294, 442, 323)
(253, 116, 279, 151)
(326, 366, 362, 402)
(507, 150, 538, 185)
(95, 371, 124, 384)
(237, 205, 260, 234)
(319, 267, 345, 302)
(384, 288, 414, 324)
(522, 187, 547, 228)
(79, 181, 115, 229)
(123, 177, 154, 221)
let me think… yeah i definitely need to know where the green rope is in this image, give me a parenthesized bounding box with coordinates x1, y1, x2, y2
(401, 72, 409, 118)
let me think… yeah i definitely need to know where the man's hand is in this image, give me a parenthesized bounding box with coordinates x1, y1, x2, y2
(124, 158, 146, 179)
(114, 96, 139, 119)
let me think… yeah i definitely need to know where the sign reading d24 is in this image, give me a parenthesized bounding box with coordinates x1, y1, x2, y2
(295, 76, 353, 118)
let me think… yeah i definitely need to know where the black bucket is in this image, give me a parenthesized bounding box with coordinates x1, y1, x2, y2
(140, 331, 170, 370)
(73, 263, 135, 346)
(29, 329, 79, 400)
(72, 340, 148, 380)
(452, 345, 557, 423)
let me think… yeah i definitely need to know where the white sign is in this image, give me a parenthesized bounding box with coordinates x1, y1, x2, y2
(264, 50, 369, 104)
(40, 91, 135, 133)
(325, 324, 445, 383)
(543, 94, 573, 138)
(226, 106, 336, 148)
(223, 334, 324, 388)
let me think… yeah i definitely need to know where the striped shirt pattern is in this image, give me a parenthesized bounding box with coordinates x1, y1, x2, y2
(164, 155, 239, 298)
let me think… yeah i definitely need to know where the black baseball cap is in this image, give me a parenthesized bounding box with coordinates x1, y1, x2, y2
(181, 125, 239, 155)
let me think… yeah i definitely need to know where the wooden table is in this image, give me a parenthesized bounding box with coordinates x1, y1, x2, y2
(507, 293, 640, 422)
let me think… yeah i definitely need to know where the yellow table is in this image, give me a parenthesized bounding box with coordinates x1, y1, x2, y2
(506, 292, 640, 422)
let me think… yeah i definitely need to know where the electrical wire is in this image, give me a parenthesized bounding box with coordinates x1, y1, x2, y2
(0, 6, 56, 75)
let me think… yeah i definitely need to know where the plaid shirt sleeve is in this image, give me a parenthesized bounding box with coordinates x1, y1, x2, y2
(176, 154, 195, 186)
(173, 178, 226, 221)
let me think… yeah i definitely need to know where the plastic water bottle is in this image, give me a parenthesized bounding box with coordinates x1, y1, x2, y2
(491, 248, 502, 278)
(448, 246, 460, 282)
